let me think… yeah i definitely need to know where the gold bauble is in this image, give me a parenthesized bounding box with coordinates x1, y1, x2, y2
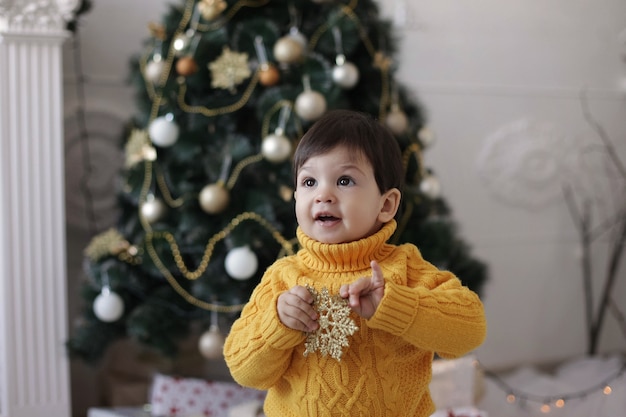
(295, 90, 327, 121)
(198, 325, 224, 359)
(262, 133, 292, 163)
(199, 183, 230, 214)
(385, 107, 409, 135)
(273, 36, 304, 65)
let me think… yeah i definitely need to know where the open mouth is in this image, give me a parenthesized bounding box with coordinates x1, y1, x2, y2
(315, 214, 340, 222)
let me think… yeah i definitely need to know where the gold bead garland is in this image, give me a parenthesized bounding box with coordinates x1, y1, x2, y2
(195, 0, 270, 32)
(155, 165, 185, 208)
(176, 70, 261, 116)
(402, 143, 427, 180)
(145, 211, 296, 312)
(226, 154, 264, 190)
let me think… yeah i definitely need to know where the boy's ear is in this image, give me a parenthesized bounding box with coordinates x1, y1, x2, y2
(378, 188, 401, 223)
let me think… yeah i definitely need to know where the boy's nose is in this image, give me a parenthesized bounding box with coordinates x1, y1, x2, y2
(315, 184, 335, 203)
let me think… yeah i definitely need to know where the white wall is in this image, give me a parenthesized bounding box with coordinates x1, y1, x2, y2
(64, 0, 626, 387)
(381, 0, 626, 369)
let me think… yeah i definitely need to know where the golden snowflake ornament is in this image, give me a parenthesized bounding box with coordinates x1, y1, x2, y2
(197, 0, 227, 21)
(84, 228, 135, 261)
(125, 128, 156, 168)
(208, 47, 251, 93)
(304, 286, 359, 361)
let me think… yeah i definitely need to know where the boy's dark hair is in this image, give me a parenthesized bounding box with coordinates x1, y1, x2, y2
(293, 109, 405, 195)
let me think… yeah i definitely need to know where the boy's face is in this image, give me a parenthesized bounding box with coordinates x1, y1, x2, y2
(294, 145, 399, 244)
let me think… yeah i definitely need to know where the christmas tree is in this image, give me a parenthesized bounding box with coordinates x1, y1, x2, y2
(68, 0, 487, 364)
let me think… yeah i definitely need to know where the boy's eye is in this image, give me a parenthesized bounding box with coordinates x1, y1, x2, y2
(303, 178, 316, 187)
(338, 176, 353, 186)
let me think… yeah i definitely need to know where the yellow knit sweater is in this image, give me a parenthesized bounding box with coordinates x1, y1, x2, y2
(224, 221, 486, 417)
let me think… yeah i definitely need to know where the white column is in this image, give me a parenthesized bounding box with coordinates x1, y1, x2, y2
(0, 1, 80, 417)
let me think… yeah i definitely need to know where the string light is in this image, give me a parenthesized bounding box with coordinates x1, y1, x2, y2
(477, 360, 626, 412)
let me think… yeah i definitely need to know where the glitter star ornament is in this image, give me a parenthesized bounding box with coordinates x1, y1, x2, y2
(84, 228, 135, 261)
(125, 128, 157, 168)
(208, 47, 251, 93)
(304, 286, 359, 361)
(197, 0, 227, 21)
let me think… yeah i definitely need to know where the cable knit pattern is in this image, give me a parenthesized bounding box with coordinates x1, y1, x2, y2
(224, 221, 486, 416)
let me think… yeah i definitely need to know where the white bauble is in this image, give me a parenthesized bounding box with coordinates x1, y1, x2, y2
(295, 90, 327, 121)
(140, 195, 167, 223)
(199, 183, 230, 214)
(262, 133, 292, 163)
(148, 115, 179, 147)
(332, 62, 360, 89)
(418, 126, 437, 148)
(273, 36, 304, 64)
(198, 325, 225, 359)
(385, 108, 409, 135)
(419, 175, 442, 199)
(93, 288, 124, 322)
(145, 59, 165, 84)
(224, 246, 258, 280)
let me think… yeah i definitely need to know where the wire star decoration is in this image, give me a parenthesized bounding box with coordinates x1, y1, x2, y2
(303, 285, 359, 361)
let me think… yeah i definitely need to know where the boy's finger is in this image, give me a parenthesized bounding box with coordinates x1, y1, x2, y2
(370, 260, 384, 286)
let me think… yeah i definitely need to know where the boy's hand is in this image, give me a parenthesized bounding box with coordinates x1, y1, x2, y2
(277, 285, 319, 332)
(340, 260, 385, 319)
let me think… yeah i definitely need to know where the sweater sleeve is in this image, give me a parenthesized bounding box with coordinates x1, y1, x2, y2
(223, 263, 306, 389)
(367, 247, 486, 358)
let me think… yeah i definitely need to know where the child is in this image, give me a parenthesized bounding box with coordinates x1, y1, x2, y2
(224, 109, 486, 416)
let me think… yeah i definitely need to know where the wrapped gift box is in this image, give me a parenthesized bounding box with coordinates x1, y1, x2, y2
(150, 374, 266, 417)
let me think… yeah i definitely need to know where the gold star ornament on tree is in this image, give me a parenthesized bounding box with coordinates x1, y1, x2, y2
(84, 229, 138, 262)
(208, 47, 251, 93)
(197, 0, 227, 21)
(125, 128, 157, 168)
(303, 286, 359, 361)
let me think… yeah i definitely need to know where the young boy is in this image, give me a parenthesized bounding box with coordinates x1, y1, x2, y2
(223, 109, 486, 416)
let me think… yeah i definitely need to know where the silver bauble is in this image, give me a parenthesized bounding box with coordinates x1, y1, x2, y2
(198, 325, 225, 359)
(295, 90, 327, 121)
(273, 36, 304, 64)
(418, 126, 437, 148)
(419, 175, 442, 199)
(145, 59, 165, 84)
(224, 246, 258, 280)
(262, 133, 292, 163)
(385, 108, 409, 135)
(148, 115, 179, 147)
(140, 195, 167, 223)
(199, 183, 230, 214)
(332, 61, 360, 89)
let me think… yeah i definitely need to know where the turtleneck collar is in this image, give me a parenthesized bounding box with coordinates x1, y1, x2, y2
(296, 220, 397, 273)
